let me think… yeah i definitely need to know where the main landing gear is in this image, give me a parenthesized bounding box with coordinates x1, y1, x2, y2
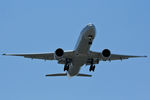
(64, 59, 71, 71)
(89, 59, 96, 72)
(64, 64, 69, 71)
(89, 65, 95, 72)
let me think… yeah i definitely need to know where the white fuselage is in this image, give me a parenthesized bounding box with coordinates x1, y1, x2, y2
(67, 24, 96, 77)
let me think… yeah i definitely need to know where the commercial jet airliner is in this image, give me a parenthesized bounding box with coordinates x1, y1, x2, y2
(3, 24, 147, 77)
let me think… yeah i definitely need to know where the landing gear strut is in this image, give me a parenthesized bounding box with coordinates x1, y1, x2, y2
(88, 35, 93, 45)
(89, 59, 96, 72)
(64, 64, 69, 71)
(89, 65, 95, 72)
(89, 41, 92, 45)
(64, 59, 71, 71)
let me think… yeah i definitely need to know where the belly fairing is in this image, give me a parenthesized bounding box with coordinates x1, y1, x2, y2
(68, 55, 87, 76)
(68, 65, 81, 76)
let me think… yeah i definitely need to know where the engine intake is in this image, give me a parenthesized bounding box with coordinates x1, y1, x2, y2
(55, 48, 64, 57)
(102, 49, 111, 58)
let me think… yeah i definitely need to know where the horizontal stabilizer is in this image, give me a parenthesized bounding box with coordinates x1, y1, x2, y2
(46, 73, 67, 76)
(77, 73, 92, 77)
(45, 73, 92, 77)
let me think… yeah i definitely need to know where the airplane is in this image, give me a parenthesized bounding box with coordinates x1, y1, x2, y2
(3, 24, 147, 77)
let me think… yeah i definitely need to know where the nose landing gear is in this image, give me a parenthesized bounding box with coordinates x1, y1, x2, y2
(89, 41, 92, 45)
(88, 35, 93, 45)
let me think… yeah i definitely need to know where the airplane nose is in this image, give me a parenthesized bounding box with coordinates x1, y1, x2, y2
(87, 23, 96, 30)
(88, 23, 94, 27)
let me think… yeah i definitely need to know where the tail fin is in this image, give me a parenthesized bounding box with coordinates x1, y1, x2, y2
(45, 73, 92, 77)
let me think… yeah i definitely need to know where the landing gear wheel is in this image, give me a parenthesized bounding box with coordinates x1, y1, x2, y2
(64, 58, 71, 71)
(92, 65, 95, 72)
(64, 65, 69, 71)
(89, 67, 92, 72)
(89, 41, 92, 45)
(89, 65, 95, 72)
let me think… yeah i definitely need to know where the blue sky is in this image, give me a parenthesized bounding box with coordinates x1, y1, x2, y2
(0, 0, 150, 100)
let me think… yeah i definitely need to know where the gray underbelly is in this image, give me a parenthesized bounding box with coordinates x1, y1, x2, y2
(68, 65, 81, 76)
(68, 55, 87, 76)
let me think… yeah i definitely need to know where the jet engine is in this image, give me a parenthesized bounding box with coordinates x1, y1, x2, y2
(102, 49, 111, 58)
(55, 48, 64, 58)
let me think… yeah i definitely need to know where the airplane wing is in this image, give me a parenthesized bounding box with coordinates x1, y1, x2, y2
(2, 51, 74, 61)
(3, 53, 55, 60)
(86, 51, 147, 65)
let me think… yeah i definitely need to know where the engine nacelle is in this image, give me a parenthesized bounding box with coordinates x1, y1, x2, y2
(55, 48, 64, 58)
(102, 49, 111, 58)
